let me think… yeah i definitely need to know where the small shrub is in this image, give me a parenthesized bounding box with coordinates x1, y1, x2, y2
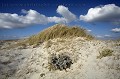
(97, 49, 113, 59)
(48, 54, 73, 71)
(115, 43, 120, 46)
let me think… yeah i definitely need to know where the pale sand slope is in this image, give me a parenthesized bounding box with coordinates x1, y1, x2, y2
(0, 37, 120, 79)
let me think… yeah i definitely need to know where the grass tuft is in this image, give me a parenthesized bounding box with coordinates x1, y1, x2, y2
(97, 49, 113, 59)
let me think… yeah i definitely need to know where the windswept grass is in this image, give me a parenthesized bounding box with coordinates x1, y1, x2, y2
(27, 24, 94, 45)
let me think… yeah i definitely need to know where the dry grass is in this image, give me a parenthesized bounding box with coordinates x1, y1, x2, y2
(97, 49, 113, 59)
(45, 40, 53, 48)
(56, 47, 66, 52)
(27, 24, 94, 45)
(56, 38, 66, 43)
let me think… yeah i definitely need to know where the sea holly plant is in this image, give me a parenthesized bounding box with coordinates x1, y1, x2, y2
(48, 53, 73, 71)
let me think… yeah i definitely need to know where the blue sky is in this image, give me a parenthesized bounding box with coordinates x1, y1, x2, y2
(0, 0, 120, 40)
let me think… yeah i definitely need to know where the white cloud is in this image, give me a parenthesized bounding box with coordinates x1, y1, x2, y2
(87, 29, 92, 32)
(96, 35, 102, 38)
(104, 35, 111, 37)
(0, 9, 48, 28)
(22, 9, 48, 24)
(48, 16, 66, 23)
(0, 13, 24, 28)
(111, 28, 120, 32)
(96, 35, 112, 38)
(80, 4, 120, 25)
(57, 5, 77, 23)
(0, 5, 77, 29)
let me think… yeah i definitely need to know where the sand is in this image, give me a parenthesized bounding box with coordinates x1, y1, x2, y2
(0, 37, 120, 79)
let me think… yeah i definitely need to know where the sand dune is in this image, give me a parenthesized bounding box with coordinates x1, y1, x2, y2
(0, 37, 120, 79)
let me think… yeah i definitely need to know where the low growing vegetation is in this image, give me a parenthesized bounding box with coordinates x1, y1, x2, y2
(97, 49, 113, 59)
(115, 43, 120, 46)
(48, 53, 73, 71)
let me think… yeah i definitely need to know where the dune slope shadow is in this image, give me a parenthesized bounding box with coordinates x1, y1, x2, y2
(0, 47, 30, 79)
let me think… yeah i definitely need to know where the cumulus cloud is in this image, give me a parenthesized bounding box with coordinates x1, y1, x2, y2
(57, 5, 76, 23)
(23, 10, 48, 24)
(80, 4, 120, 25)
(0, 5, 77, 29)
(0, 9, 48, 28)
(111, 28, 120, 32)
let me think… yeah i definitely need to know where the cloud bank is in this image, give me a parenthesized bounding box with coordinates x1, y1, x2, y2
(1, 4, 120, 29)
(111, 28, 120, 32)
(0, 5, 76, 29)
(80, 4, 120, 25)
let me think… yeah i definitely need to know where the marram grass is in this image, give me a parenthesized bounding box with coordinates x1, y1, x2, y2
(27, 24, 94, 45)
